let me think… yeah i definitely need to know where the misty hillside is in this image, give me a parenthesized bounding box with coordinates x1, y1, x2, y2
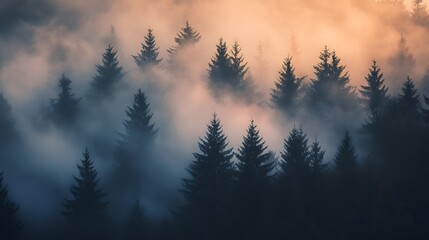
(1, 0, 429, 239)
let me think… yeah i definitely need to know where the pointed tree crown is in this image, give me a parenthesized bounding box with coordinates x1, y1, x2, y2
(91, 45, 124, 99)
(334, 131, 358, 176)
(51, 73, 80, 124)
(398, 76, 421, 114)
(229, 41, 249, 89)
(360, 60, 388, 118)
(236, 120, 274, 185)
(271, 56, 305, 110)
(120, 89, 158, 147)
(168, 21, 201, 54)
(280, 127, 311, 177)
(63, 149, 107, 222)
(133, 29, 162, 70)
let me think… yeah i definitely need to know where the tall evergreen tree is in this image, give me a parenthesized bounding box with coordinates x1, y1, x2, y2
(50, 73, 80, 126)
(360, 60, 388, 120)
(332, 131, 362, 239)
(119, 89, 158, 150)
(398, 76, 421, 116)
(279, 127, 311, 178)
(277, 127, 313, 239)
(63, 149, 108, 240)
(308, 139, 327, 176)
(229, 41, 249, 90)
(112, 89, 158, 199)
(208, 38, 232, 91)
(308, 46, 355, 110)
(180, 114, 235, 239)
(334, 131, 358, 183)
(271, 57, 305, 114)
(0, 172, 22, 240)
(125, 200, 146, 240)
(0, 93, 17, 145)
(90, 45, 124, 100)
(168, 21, 201, 55)
(133, 29, 162, 70)
(235, 120, 274, 239)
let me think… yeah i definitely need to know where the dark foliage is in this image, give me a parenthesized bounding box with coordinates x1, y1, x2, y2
(90, 45, 124, 100)
(50, 73, 80, 126)
(63, 149, 108, 240)
(168, 21, 201, 56)
(179, 114, 235, 239)
(133, 29, 162, 70)
(271, 56, 305, 115)
(0, 172, 22, 240)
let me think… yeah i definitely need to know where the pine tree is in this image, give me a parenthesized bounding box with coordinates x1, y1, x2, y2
(309, 139, 327, 175)
(180, 114, 235, 239)
(168, 21, 201, 55)
(308, 46, 354, 109)
(236, 120, 274, 190)
(271, 57, 305, 113)
(229, 41, 249, 90)
(113, 89, 158, 196)
(279, 127, 311, 178)
(334, 131, 358, 181)
(398, 76, 421, 116)
(235, 120, 274, 238)
(360, 60, 388, 119)
(277, 127, 314, 239)
(125, 200, 146, 240)
(0, 93, 17, 145)
(63, 149, 108, 240)
(119, 89, 158, 150)
(0, 172, 22, 240)
(51, 73, 80, 125)
(208, 38, 232, 90)
(133, 29, 162, 70)
(90, 45, 124, 100)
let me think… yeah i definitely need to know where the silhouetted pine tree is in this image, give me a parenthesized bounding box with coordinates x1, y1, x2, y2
(168, 21, 201, 55)
(112, 89, 158, 198)
(271, 57, 305, 114)
(119, 89, 158, 151)
(63, 149, 108, 240)
(309, 139, 327, 176)
(307, 46, 355, 110)
(229, 41, 249, 90)
(50, 73, 80, 126)
(398, 77, 421, 116)
(125, 200, 146, 240)
(208, 38, 232, 92)
(333, 131, 362, 240)
(90, 45, 124, 100)
(0, 93, 17, 145)
(180, 114, 235, 239)
(235, 120, 274, 239)
(360, 60, 388, 120)
(334, 131, 358, 181)
(0, 172, 22, 240)
(277, 127, 312, 239)
(279, 127, 311, 178)
(133, 29, 162, 70)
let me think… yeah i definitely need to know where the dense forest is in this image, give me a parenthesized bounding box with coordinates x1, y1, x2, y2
(1, 0, 429, 239)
